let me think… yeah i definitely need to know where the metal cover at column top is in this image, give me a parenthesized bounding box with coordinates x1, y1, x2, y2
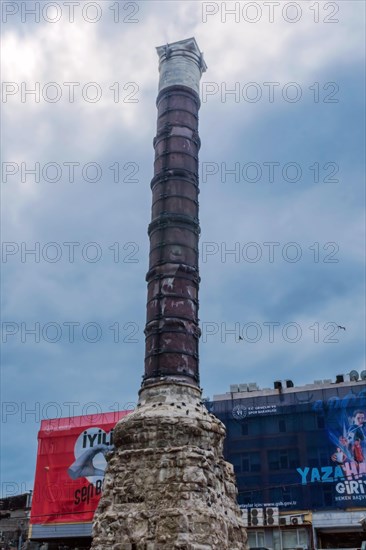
(156, 37, 207, 96)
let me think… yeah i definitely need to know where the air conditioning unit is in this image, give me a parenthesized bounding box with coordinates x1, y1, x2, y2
(248, 382, 259, 392)
(230, 384, 239, 393)
(290, 515, 303, 525)
(249, 508, 264, 526)
(240, 508, 248, 526)
(239, 383, 248, 392)
(279, 517, 287, 525)
(264, 506, 279, 526)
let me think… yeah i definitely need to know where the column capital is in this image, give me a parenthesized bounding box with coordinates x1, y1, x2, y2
(156, 37, 207, 96)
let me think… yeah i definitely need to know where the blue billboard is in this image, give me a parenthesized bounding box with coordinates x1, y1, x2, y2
(211, 383, 366, 510)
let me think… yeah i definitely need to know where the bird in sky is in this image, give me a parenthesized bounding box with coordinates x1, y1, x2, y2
(337, 325, 346, 330)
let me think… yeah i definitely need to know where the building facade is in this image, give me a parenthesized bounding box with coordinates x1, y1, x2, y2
(210, 375, 366, 549)
(0, 493, 31, 549)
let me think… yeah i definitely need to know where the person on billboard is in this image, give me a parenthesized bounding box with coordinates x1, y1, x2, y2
(331, 446, 347, 465)
(67, 444, 111, 480)
(353, 438, 365, 463)
(330, 434, 352, 464)
(347, 410, 366, 445)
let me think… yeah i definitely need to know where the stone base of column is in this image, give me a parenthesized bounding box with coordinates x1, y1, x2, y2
(91, 383, 248, 550)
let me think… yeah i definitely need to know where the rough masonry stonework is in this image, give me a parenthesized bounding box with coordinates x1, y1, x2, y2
(92, 384, 248, 549)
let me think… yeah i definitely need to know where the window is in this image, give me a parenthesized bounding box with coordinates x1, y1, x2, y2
(268, 449, 299, 470)
(248, 531, 265, 547)
(287, 413, 300, 431)
(268, 450, 280, 470)
(279, 419, 286, 432)
(242, 452, 261, 472)
(308, 447, 330, 468)
(280, 451, 289, 469)
(310, 485, 325, 509)
(227, 420, 243, 438)
(228, 454, 242, 474)
(273, 528, 308, 550)
(248, 417, 263, 436)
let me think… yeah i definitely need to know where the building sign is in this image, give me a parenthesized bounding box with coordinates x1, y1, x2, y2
(232, 404, 277, 419)
(30, 411, 130, 526)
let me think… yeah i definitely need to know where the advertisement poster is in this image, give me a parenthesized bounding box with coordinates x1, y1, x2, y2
(216, 385, 366, 511)
(31, 410, 130, 525)
(298, 393, 366, 507)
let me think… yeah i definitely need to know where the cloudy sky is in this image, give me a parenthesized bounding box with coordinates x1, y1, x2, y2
(1, 0, 365, 494)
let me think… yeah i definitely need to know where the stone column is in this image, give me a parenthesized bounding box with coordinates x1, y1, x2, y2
(91, 38, 248, 550)
(143, 37, 206, 390)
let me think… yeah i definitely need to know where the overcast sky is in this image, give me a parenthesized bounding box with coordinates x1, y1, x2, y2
(1, 0, 365, 495)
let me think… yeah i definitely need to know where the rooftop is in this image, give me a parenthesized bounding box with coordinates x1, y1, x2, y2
(213, 372, 366, 401)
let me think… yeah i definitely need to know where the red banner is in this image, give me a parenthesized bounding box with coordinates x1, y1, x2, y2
(30, 410, 130, 525)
